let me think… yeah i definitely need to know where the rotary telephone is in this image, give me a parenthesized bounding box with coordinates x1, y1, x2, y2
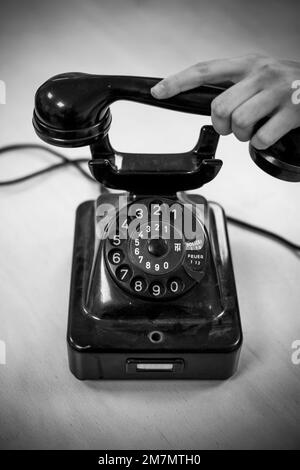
(33, 74, 300, 380)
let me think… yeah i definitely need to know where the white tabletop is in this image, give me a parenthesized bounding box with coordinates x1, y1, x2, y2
(0, 0, 299, 450)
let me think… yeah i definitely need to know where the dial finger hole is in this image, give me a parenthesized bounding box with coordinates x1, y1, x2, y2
(116, 264, 133, 282)
(130, 276, 147, 293)
(167, 278, 184, 294)
(108, 249, 124, 265)
(109, 232, 124, 247)
(149, 282, 165, 298)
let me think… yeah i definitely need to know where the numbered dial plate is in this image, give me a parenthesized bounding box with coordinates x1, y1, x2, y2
(129, 223, 184, 275)
(105, 198, 207, 300)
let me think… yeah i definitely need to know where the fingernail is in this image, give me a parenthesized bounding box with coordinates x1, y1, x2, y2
(151, 82, 166, 99)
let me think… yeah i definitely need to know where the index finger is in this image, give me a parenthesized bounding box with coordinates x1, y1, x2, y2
(151, 56, 253, 99)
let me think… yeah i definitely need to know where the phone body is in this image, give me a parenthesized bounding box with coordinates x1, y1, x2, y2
(67, 191, 242, 379)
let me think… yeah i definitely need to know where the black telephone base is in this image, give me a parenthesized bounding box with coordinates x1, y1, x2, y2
(67, 194, 242, 380)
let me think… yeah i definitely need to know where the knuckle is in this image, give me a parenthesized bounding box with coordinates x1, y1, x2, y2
(211, 98, 229, 119)
(231, 109, 249, 129)
(171, 74, 183, 93)
(161, 78, 173, 92)
(194, 62, 210, 78)
(257, 58, 282, 78)
(246, 52, 267, 64)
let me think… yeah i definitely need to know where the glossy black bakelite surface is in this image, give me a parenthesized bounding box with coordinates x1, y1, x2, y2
(68, 195, 242, 379)
(33, 73, 226, 146)
(33, 73, 300, 182)
(90, 124, 222, 193)
(32, 74, 245, 379)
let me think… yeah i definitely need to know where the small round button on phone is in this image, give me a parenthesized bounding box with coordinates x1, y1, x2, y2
(167, 278, 184, 294)
(116, 264, 132, 282)
(130, 276, 147, 294)
(108, 249, 124, 265)
(149, 282, 165, 298)
(147, 238, 168, 257)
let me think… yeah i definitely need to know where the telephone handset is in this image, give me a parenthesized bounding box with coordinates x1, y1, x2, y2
(32, 72, 296, 380)
(33, 73, 300, 183)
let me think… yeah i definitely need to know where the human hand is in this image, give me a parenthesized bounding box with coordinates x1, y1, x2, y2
(151, 54, 300, 149)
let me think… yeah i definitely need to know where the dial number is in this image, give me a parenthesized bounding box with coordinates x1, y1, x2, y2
(136, 208, 144, 219)
(167, 278, 183, 294)
(110, 234, 122, 247)
(131, 277, 147, 293)
(130, 223, 184, 275)
(116, 265, 132, 282)
(108, 249, 124, 265)
(149, 282, 164, 297)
